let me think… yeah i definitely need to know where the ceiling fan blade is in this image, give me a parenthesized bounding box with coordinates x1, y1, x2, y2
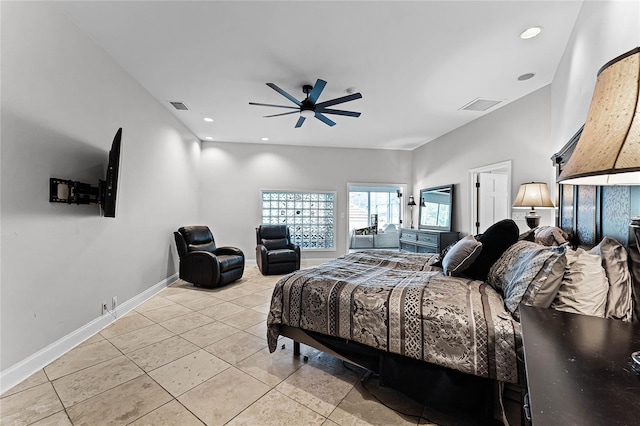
(264, 111, 300, 118)
(295, 116, 306, 128)
(266, 83, 302, 106)
(315, 92, 362, 109)
(249, 102, 299, 110)
(316, 108, 361, 117)
(314, 113, 336, 127)
(308, 79, 327, 104)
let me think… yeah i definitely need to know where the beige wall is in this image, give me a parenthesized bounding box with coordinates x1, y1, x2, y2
(1, 2, 201, 371)
(551, 0, 640, 150)
(411, 86, 554, 235)
(198, 141, 412, 261)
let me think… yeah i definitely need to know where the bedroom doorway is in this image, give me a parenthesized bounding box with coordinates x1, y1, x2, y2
(347, 184, 405, 250)
(469, 161, 511, 234)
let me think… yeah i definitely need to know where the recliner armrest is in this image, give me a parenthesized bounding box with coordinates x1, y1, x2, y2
(174, 231, 188, 258)
(180, 251, 222, 287)
(215, 246, 244, 257)
(182, 250, 221, 265)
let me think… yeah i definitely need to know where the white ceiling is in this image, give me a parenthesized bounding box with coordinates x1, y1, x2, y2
(56, 1, 583, 150)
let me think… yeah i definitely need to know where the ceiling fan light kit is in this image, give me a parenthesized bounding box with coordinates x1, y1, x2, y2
(300, 109, 315, 118)
(249, 79, 362, 128)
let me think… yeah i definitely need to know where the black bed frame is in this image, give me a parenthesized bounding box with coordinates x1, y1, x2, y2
(281, 325, 500, 423)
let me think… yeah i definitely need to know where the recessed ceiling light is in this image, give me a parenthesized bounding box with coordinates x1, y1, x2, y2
(205, 136, 213, 140)
(261, 137, 269, 141)
(518, 73, 536, 81)
(520, 26, 542, 39)
(204, 117, 214, 122)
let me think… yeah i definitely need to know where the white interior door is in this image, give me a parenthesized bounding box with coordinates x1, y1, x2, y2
(477, 172, 509, 233)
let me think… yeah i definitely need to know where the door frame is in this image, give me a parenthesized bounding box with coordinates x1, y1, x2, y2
(468, 160, 512, 235)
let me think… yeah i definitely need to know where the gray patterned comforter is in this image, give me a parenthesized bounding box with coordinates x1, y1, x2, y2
(267, 250, 521, 383)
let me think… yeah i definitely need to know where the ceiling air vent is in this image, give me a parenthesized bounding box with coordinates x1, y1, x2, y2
(169, 101, 189, 111)
(460, 98, 503, 112)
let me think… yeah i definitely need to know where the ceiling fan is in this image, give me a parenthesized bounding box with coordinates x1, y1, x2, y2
(249, 79, 362, 128)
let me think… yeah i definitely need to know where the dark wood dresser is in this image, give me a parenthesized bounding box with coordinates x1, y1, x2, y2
(520, 305, 640, 425)
(399, 228, 458, 254)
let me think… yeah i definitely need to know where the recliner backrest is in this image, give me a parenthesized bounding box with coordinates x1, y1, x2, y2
(257, 224, 290, 248)
(177, 226, 217, 256)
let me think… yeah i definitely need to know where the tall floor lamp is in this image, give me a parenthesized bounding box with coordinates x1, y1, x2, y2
(408, 195, 417, 229)
(397, 190, 403, 228)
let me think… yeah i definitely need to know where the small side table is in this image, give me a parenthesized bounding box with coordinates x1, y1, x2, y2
(520, 305, 640, 425)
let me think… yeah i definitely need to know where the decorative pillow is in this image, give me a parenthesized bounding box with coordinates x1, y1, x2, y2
(262, 238, 288, 250)
(488, 240, 567, 320)
(464, 219, 520, 281)
(589, 237, 633, 322)
(534, 226, 569, 246)
(430, 241, 456, 268)
(551, 248, 609, 318)
(442, 235, 483, 276)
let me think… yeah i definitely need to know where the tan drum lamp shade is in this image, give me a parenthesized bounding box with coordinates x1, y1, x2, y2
(558, 47, 640, 185)
(513, 182, 555, 229)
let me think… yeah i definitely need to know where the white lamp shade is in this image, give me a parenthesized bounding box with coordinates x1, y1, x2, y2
(513, 182, 554, 208)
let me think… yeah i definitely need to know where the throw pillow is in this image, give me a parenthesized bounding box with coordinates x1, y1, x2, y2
(551, 248, 609, 318)
(488, 240, 567, 320)
(534, 226, 569, 246)
(430, 241, 456, 268)
(589, 237, 633, 322)
(442, 235, 483, 276)
(464, 219, 520, 281)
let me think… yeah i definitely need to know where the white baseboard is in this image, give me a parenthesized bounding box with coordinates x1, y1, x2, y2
(0, 273, 178, 395)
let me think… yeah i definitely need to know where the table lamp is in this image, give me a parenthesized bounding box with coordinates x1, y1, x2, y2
(513, 182, 555, 229)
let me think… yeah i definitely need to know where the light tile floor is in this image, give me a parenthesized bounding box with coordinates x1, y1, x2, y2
(1, 266, 447, 426)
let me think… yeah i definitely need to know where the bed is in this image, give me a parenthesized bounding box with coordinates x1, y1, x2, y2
(267, 249, 521, 384)
(266, 131, 639, 423)
(266, 222, 638, 424)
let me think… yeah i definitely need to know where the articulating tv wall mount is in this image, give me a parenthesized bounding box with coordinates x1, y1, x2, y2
(49, 178, 106, 206)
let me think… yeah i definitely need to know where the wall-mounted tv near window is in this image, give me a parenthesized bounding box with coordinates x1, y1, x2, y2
(49, 128, 122, 218)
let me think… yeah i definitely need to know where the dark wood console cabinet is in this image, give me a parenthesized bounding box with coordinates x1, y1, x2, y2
(399, 228, 459, 254)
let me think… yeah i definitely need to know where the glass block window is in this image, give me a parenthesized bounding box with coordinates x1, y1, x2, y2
(261, 191, 335, 250)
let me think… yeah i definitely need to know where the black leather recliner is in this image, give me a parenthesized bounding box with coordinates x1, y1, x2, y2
(256, 224, 300, 275)
(174, 226, 244, 288)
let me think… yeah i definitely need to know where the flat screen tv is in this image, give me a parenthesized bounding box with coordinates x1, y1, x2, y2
(49, 127, 122, 218)
(100, 128, 122, 217)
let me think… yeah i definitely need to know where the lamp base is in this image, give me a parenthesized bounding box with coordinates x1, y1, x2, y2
(525, 212, 541, 229)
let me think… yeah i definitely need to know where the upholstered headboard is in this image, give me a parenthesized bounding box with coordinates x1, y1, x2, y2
(552, 127, 640, 320)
